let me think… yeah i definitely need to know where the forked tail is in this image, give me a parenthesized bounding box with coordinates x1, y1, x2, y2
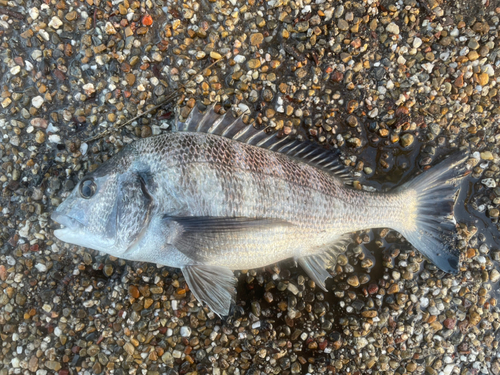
(395, 152, 469, 273)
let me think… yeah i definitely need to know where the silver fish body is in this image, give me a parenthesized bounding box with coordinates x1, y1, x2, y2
(52, 108, 467, 315)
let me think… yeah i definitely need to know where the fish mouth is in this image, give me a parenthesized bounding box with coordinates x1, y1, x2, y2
(51, 211, 83, 229)
(51, 212, 85, 240)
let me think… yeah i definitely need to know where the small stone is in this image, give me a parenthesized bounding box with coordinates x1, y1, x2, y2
(251, 301, 261, 316)
(141, 125, 152, 138)
(468, 311, 481, 326)
(125, 73, 136, 86)
(386, 22, 400, 34)
(250, 33, 264, 46)
(29, 7, 39, 20)
(490, 269, 500, 282)
(387, 284, 400, 294)
(35, 130, 45, 144)
(180, 326, 191, 337)
(262, 89, 273, 102)
(103, 264, 113, 277)
(287, 283, 299, 295)
(32, 96, 44, 108)
(347, 115, 358, 127)
(196, 51, 206, 60)
(105, 22, 117, 34)
(247, 59, 261, 69)
(400, 133, 414, 148)
(45, 361, 61, 371)
(443, 318, 456, 329)
(482, 178, 496, 188)
(129, 285, 140, 298)
(489, 208, 499, 218)
(296, 21, 309, 32)
(413, 37, 422, 48)
(234, 55, 246, 63)
(368, 108, 378, 118)
(347, 275, 359, 287)
(1, 98, 11, 108)
(210, 51, 222, 59)
(468, 50, 479, 61)
(48, 16, 63, 29)
(478, 73, 489, 86)
(31, 118, 48, 128)
(338, 19, 349, 31)
(481, 151, 494, 160)
(123, 342, 135, 356)
(65, 11, 77, 21)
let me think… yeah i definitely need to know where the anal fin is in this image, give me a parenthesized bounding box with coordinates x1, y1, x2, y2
(182, 265, 237, 316)
(297, 235, 351, 291)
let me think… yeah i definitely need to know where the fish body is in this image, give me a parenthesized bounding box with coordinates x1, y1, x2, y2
(52, 107, 467, 315)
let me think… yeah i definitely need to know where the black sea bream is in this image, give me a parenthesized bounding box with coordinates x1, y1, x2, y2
(52, 107, 468, 315)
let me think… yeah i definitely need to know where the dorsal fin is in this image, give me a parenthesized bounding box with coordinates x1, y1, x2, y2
(176, 106, 352, 183)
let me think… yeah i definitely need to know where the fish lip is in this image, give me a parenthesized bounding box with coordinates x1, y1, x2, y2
(51, 211, 84, 230)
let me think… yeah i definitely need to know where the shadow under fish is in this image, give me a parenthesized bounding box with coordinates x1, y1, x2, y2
(51, 106, 470, 316)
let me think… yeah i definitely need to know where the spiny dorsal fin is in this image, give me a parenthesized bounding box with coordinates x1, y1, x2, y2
(176, 105, 352, 183)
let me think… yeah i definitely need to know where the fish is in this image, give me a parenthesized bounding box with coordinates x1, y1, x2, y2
(51, 106, 468, 316)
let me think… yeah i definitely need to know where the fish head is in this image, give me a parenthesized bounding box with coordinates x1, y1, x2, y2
(52, 147, 154, 256)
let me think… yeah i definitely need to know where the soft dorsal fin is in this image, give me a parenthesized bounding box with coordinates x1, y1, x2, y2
(176, 105, 352, 183)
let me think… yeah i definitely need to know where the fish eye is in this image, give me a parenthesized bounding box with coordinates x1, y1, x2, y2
(79, 178, 97, 199)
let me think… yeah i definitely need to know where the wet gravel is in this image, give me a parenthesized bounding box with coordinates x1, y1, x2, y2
(1, 0, 500, 374)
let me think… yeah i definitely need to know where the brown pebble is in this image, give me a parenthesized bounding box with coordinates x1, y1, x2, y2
(141, 125, 152, 138)
(128, 285, 140, 299)
(250, 33, 264, 46)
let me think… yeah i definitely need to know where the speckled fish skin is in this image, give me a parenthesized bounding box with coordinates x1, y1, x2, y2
(52, 109, 467, 315)
(124, 132, 407, 268)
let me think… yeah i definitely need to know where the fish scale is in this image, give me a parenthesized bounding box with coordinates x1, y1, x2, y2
(52, 106, 469, 316)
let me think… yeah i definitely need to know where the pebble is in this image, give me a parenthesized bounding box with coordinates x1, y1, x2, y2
(386, 22, 400, 34)
(31, 96, 44, 108)
(123, 342, 135, 356)
(400, 134, 414, 148)
(490, 269, 500, 283)
(250, 33, 264, 46)
(180, 326, 192, 337)
(48, 16, 63, 29)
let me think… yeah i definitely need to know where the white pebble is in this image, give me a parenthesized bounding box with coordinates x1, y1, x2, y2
(10, 66, 21, 75)
(11, 358, 20, 368)
(49, 134, 61, 143)
(32, 96, 44, 108)
(180, 326, 191, 337)
(481, 178, 496, 188)
(35, 263, 47, 272)
(413, 37, 422, 48)
(29, 7, 39, 20)
(386, 22, 400, 34)
(234, 55, 246, 63)
(48, 16, 63, 29)
(38, 29, 50, 41)
(368, 108, 379, 118)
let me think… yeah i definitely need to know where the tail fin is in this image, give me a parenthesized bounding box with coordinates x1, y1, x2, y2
(396, 152, 469, 273)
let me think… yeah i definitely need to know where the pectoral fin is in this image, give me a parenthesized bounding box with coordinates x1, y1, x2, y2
(297, 235, 351, 291)
(182, 265, 237, 316)
(165, 216, 294, 260)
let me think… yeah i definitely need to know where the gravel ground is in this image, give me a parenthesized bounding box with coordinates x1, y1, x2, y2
(1, 0, 500, 374)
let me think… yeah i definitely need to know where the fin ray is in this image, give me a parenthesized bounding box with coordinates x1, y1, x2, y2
(176, 106, 352, 182)
(395, 151, 469, 273)
(182, 265, 236, 316)
(297, 234, 351, 290)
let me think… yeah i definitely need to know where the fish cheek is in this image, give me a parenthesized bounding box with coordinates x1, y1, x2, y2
(115, 174, 154, 249)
